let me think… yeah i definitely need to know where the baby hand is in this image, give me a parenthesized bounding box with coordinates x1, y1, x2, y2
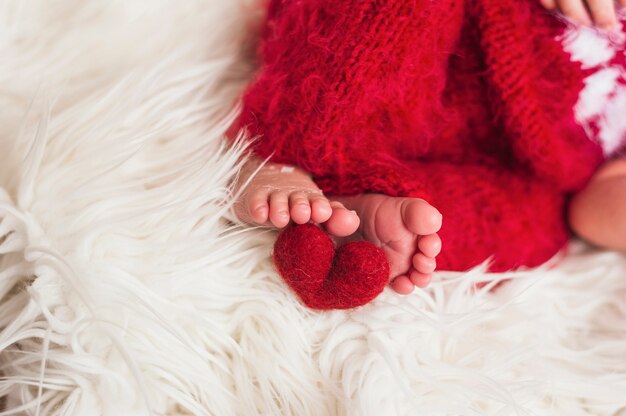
(540, 0, 625, 30)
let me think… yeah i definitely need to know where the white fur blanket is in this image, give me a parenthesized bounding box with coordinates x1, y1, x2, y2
(1, 1, 625, 415)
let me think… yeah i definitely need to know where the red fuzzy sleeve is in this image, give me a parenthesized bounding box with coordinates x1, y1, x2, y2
(237, 0, 464, 198)
(477, 0, 604, 192)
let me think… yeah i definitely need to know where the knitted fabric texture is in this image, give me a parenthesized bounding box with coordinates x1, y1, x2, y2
(274, 224, 389, 309)
(238, 0, 624, 307)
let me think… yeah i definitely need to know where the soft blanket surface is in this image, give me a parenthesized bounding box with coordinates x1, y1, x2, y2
(1, 1, 625, 415)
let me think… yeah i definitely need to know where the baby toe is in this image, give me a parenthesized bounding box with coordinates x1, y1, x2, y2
(390, 275, 415, 295)
(289, 192, 312, 224)
(309, 196, 332, 223)
(409, 270, 432, 288)
(324, 201, 360, 237)
(402, 199, 442, 236)
(412, 253, 436, 274)
(246, 188, 270, 224)
(269, 191, 291, 228)
(418, 233, 442, 258)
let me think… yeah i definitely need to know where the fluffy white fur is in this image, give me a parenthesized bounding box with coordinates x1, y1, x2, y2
(1, 1, 626, 415)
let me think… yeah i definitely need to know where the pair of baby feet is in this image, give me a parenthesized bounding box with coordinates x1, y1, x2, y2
(234, 158, 442, 294)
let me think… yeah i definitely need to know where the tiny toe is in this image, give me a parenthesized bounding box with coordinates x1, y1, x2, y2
(289, 192, 312, 224)
(269, 192, 291, 228)
(246, 188, 271, 224)
(418, 233, 442, 258)
(325, 201, 360, 237)
(402, 199, 443, 235)
(390, 275, 415, 295)
(409, 270, 432, 288)
(412, 253, 436, 274)
(310, 196, 333, 223)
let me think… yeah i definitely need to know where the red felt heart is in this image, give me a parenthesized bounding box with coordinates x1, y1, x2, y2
(273, 223, 390, 310)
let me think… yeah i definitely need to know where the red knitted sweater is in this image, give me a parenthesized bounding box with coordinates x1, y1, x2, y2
(236, 0, 624, 307)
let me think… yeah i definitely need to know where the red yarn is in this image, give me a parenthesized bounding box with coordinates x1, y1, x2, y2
(274, 224, 389, 310)
(237, 0, 618, 308)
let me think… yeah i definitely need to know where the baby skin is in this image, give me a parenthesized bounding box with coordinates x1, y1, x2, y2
(569, 158, 626, 252)
(234, 157, 442, 294)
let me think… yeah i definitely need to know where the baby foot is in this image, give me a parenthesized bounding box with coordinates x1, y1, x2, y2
(335, 194, 442, 295)
(233, 157, 360, 237)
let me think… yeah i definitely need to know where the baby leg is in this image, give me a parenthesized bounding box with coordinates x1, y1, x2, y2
(569, 158, 626, 251)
